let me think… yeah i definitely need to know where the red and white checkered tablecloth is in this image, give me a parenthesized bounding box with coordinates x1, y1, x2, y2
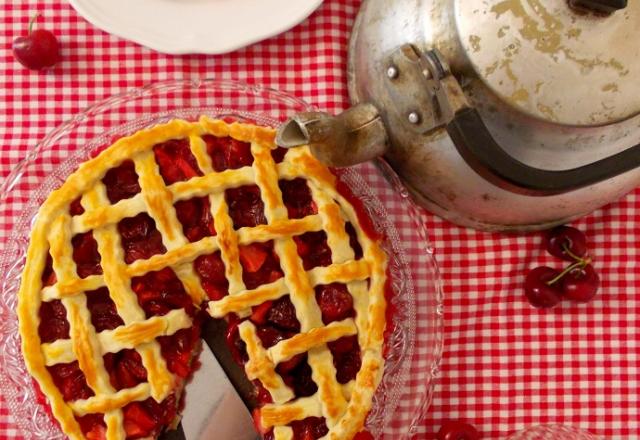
(1, 1, 640, 439)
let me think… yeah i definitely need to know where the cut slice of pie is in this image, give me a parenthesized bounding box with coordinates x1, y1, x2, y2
(18, 116, 388, 440)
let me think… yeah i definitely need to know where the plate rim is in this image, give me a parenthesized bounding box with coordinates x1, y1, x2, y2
(67, 0, 324, 55)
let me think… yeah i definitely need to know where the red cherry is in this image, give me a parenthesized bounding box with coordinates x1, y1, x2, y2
(524, 266, 562, 309)
(12, 14, 60, 71)
(561, 264, 599, 302)
(545, 226, 587, 262)
(436, 420, 481, 440)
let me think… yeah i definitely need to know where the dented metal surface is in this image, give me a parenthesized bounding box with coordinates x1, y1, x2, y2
(456, 0, 640, 126)
(345, 0, 640, 230)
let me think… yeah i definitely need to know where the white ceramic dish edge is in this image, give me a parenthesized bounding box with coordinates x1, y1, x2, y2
(67, 0, 324, 55)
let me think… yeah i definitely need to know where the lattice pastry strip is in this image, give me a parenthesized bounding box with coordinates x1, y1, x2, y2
(47, 213, 127, 438)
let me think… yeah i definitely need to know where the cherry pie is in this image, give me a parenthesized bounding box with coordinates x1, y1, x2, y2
(18, 117, 389, 440)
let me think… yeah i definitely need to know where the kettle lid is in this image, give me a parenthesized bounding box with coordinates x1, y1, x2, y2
(456, 0, 639, 126)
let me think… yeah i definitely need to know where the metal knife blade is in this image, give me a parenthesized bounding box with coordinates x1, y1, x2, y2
(160, 319, 259, 440)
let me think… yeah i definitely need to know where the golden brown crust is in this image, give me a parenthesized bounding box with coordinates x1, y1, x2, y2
(18, 117, 388, 440)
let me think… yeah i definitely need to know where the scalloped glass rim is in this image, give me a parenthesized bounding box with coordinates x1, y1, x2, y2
(506, 425, 601, 440)
(0, 79, 443, 439)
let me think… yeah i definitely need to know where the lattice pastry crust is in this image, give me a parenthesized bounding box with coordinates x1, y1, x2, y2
(18, 116, 388, 440)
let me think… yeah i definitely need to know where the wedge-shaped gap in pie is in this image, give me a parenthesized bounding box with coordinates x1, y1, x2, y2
(153, 138, 203, 185)
(102, 160, 141, 204)
(226, 320, 250, 365)
(253, 381, 274, 408)
(38, 299, 70, 343)
(86, 287, 124, 332)
(103, 348, 148, 391)
(71, 231, 103, 279)
(194, 251, 229, 301)
(279, 178, 317, 220)
(174, 196, 216, 243)
(131, 268, 193, 318)
(75, 413, 106, 440)
(203, 134, 254, 172)
(157, 326, 201, 379)
(47, 361, 95, 402)
(69, 196, 84, 216)
(315, 283, 355, 325)
(345, 222, 363, 260)
(271, 146, 288, 164)
(239, 241, 284, 290)
(328, 335, 361, 384)
(118, 213, 167, 264)
(225, 184, 267, 230)
(122, 397, 180, 440)
(294, 231, 332, 271)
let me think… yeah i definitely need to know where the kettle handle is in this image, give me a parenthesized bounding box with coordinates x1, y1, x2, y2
(447, 107, 640, 195)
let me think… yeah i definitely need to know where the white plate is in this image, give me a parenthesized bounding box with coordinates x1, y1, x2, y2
(68, 0, 324, 54)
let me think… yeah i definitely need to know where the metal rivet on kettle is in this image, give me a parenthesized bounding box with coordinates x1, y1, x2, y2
(386, 65, 398, 79)
(408, 112, 420, 124)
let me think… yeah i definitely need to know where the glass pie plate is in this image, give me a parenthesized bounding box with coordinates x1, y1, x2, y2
(0, 79, 443, 439)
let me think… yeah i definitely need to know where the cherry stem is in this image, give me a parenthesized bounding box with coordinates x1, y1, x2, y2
(562, 242, 586, 263)
(28, 13, 40, 35)
(547, 256, 592, 286)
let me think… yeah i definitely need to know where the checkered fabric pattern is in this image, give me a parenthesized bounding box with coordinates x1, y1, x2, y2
(1, 1, 639, 439)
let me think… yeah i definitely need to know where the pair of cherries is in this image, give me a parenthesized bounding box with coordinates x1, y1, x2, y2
(525, 226, 600, 309)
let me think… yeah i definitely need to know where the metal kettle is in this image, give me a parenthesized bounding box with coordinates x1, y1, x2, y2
(277, 0, 640, 231)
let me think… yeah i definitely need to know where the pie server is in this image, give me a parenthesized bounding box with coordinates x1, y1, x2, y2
(160, 319, 260, 440)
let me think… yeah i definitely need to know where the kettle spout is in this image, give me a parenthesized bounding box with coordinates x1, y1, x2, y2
(275, 103, 388, 167)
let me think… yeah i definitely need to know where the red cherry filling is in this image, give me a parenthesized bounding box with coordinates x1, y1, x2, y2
(158, 324, 201, 379)
(290, 417, 329, 440)
(153, 139, 202, 185)
(76, 414, 106, 440)
(194, 252, 229, 301)
(265, 296, 300, 332)
(256, 325, 293, 348)
(271, 146, 288, 164)
(72, 232, 102, 279)
(38, 299, 70, 343)
(203, 135, 253, 172)
(226, 185, 267, 229)
(328, 336, 361, 384)
(315, 283, 354, 324)
(280, 357, 318, 398)
(47, 361, 94, 401)
(279, 178, 317, 219)
(175, 196, 216, 242)
(86, 287, 124, 332)
(239, 241, 284, 290)
(118, 213, 167, 264)
(102, 160, 141, 204)
(70, 197, 85, 216)
(294, 231, 332, 270)
(122, 395, 179, 440)
(103, 349, 148, 391)
(131, 268, 194, 318)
